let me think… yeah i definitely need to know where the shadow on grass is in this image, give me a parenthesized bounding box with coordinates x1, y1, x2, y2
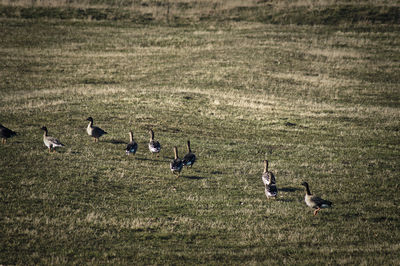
(9, 140, 23, 144)
(105, 139, 127, 145)
(280, 187, 302, 192)
(182, 175, 207, 180)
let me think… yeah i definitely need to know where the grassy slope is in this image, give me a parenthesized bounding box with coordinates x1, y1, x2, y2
(0, 2, 400, 265)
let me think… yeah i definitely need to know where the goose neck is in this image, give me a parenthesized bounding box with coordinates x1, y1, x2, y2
(149, 130, 154, 141)
(174, 147, 178, 159)
(304, 184, 312, 195)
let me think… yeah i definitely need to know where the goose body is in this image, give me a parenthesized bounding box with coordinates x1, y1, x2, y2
(86, 117, 107, 142)
(262, 160, 277, 198)
(41, 126, 64, 153)
(126, 131, 138, 155)
(148, 129, 161, 155)
(0, 123, 17, 144)
(182, 140, 196, 167)
(170, 146, 183, 177)
(301, 182, 332, 216)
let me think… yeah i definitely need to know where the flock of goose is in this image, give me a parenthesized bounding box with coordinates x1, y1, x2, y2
(1, 118, 332, 216)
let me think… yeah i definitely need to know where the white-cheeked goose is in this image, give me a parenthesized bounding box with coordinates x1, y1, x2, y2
(261, 160, 277, 198)
(182, 140, 196, 168)
(86, 117, 107, 142)
(126, 131, 138, 155)
(170, 146, 183, 177)
(41, 126, 65, 153)
(148, 129, 161, 156)
(0, 123, 17, 144)
(301, 181, 332, 216)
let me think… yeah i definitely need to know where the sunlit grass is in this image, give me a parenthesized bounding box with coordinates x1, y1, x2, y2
(0, 4, 399, 265)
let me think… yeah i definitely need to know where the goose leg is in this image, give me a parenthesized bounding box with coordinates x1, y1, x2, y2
(313, 208, 320, 216)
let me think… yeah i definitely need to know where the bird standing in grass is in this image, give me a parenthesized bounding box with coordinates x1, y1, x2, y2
(301, 181, 332, 216)
(41, 126, 64, 153)
(86, 117, 107, 142)
(261, 160, 277, 199)
(148, 129, 161, 156)
(170, 146, 183, 177)
(182, 140, 196, 168)
(0, 123, 17, 144)
(126, 131, 138, 155)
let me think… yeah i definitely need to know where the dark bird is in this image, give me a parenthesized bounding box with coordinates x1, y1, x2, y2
(301, 182, 332, 216)
(86, 117, 107, 142)
(148, 129, 161, 156)
(182, 140, 196, 168)
(126, 131, 138, 155)
(170, 146, 183, 177)
(261, 160, 277, 199)
(0, 123, 17, 144)
(41, 126, 64, 153)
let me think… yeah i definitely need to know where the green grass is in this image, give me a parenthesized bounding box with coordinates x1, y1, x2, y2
(1, 1, 400, 264)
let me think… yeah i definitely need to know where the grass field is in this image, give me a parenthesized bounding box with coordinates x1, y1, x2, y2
(0, 0, 400, 264)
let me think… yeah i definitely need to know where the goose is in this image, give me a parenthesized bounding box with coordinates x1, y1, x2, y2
(261, 160, 277, 198)
(182, 140, 196, 168)
(170, 146, 183, 177)
(0, 123, 17, 144)
(148, 129, 161, 156)
(301, 182, 332, 216)
(41, 126, 64, 153)
(86, 117, 107, 142)
(125, 131, 138, 155)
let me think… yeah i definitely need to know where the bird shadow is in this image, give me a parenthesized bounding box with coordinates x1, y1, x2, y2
(105, 139, 127, 145)
(182, 175, 207, 180)
(280, 187, 302, 193)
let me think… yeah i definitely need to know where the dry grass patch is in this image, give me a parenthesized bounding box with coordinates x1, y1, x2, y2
(0, 15, 399, 265)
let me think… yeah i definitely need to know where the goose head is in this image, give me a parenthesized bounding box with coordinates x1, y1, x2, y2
(301, 182, 312, 195)
(40, 126, 48, 132)
(86, 117, 94, 122)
